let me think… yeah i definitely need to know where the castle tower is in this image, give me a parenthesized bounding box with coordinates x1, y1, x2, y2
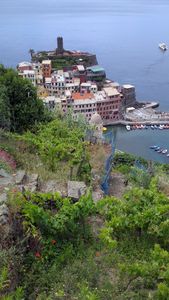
(57, 36, 64, 54)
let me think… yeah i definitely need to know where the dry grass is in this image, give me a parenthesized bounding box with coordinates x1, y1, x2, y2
(157, 174, 169, 196)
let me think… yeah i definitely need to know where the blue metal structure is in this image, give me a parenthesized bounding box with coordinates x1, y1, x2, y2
(101, 130, 117, 194)
(134, 159, 146, 171)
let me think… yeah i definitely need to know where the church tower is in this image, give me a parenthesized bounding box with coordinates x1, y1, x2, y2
(56, 37, 64, 54)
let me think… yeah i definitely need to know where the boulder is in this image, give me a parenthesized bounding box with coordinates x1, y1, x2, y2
(0, 177, 13, 187)
(23, 173, 39, 192)
(0, 169, 13, 188)
(14, 170, 26, 185)
(68, 181, 87, 200)
(28, 174, 39, 183)
(0, 169, 11, 178)
(40, 180, 66, 197)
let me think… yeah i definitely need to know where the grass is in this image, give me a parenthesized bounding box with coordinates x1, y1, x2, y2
(0, 159, 12, 173)
(52, 57, 78, 70)
(0, 134, 71, 184)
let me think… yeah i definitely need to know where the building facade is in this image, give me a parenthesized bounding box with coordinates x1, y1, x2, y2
(42, 60, 52, 78)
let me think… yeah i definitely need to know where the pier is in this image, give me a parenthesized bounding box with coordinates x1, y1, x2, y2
(104, 106, 169, 126)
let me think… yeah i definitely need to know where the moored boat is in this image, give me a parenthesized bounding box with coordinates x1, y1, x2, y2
(150, 145, 158, 149)
(126, 125, 131, 131)
(159, 43, 168, 51)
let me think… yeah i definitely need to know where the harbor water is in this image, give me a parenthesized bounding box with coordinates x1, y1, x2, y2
(111, 126, 169, 164)
(1, 0, 169, 162)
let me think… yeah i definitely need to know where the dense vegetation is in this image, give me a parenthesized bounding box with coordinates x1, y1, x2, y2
(19, 117, 91, 182)
(0, 64, 50, 133)
(1, 65, 169, 299)
(0, 147, 169, 299)
(51, 57, 80, 70)
(32, 55, 91, 70)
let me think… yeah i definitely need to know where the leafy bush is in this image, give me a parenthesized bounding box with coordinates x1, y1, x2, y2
(20, 119, 91, 182)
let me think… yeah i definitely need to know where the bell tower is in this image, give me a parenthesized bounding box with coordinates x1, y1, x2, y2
(56, 36, 64, 54)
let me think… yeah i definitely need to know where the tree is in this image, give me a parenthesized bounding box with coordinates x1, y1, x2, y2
(0, 67, 50, 132)
(0, 85, 10, 129)
(29, 49, 35, 58)
(0, 64, 6, 77)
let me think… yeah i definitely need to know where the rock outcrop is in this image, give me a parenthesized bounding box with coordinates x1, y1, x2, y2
(68, 181, 87, 200)
(0, 169, 39, 226)
(0, 168, 100, 227)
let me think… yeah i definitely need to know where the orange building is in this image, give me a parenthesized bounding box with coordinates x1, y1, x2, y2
(42, 60, 52, 78)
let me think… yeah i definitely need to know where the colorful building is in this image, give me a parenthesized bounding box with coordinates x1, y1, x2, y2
(42, 60, 52, 78)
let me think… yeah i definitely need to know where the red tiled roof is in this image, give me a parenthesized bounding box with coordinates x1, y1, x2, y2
(72, 92, 94, 100)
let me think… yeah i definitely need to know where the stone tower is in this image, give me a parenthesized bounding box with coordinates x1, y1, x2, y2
(57, 36, 64, 54)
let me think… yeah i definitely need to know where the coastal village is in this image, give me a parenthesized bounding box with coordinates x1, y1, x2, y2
(17, 37, 169, 129)
(17, 37, 137, 125)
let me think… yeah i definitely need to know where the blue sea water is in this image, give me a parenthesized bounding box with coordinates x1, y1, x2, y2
(1, 0, 169, 162)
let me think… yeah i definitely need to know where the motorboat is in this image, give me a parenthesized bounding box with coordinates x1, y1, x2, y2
(155, 147, 161, 151)
(162, 149, 168, 154)
(126, 125, 131, 131)
(159, 43, 168, 51)
(150, 145, 158, 149)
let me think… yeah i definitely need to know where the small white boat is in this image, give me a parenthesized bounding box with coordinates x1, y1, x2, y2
(126, 125, 131, 131)
(162, 149, 168, 154)
(159, 43, 168, 51)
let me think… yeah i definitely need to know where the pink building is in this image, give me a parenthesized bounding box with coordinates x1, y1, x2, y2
(61, 92, 97, 121)
(18, 61, 32, 72)
(96, 88, 122, 122)
(61, 88, 122, 123)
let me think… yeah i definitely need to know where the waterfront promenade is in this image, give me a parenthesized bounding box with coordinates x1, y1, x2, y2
(104, 119, 169, 126)
(104, 105, 169, 126)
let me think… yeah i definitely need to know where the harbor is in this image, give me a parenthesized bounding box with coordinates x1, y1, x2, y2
(110, 125, 169, 164)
